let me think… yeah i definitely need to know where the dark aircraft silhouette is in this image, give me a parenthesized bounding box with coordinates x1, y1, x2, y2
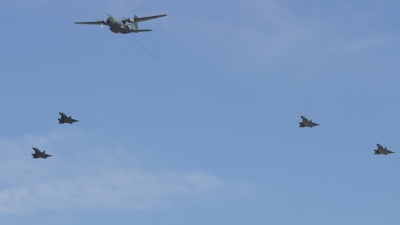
(374, 144, 395, 155)
(299, 116, 319, 128)
(75, 13, 167, 34)
(58, 112, 78, 124)
(32, 147, 52, 159)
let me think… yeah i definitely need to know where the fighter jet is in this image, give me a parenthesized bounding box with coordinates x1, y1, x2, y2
(299, 116, 319, 128)
(32, 147, 52, 159)
(58, 112, 78, 124)
(74, 13, 167, 34)
(374, 144, 395, 155)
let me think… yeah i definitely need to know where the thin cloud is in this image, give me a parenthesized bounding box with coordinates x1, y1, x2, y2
(0, 131, 237, 215)
(0, 169, 224, 214)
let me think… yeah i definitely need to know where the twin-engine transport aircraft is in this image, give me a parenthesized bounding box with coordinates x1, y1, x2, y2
(58, 112, 79, 124)
(299, 116, 319, 128)
(32, 147, 52, 159)
(375, 144, 395, 155)
(74, 14, 167, 34)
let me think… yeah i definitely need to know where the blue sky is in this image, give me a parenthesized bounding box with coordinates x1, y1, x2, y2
(1, 0, 400, 224)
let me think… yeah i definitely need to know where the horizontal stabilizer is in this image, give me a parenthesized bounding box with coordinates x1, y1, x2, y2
(136, 29, 153, 32)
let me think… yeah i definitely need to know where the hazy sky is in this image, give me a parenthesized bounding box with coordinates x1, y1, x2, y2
(1, 0, 400, 224)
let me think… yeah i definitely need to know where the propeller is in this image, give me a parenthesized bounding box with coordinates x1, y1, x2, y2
(103, 13, 115, 27)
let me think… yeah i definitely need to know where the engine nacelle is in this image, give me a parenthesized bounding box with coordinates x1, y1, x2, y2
(109, 27, 118, 33)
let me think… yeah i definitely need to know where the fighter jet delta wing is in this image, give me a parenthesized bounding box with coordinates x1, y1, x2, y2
(375, 144, 395, 155)
(32, 147, 41, 154)
(32, 147, 52, 159)
(58, 112, 79, 124)
(299, 116, 319, 128)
